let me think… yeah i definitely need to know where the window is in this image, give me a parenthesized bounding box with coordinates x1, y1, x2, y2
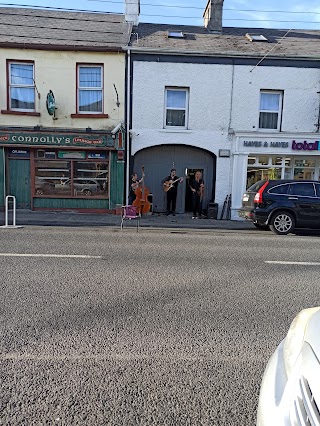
(9, 62, 35, 111)
(268, 184, 289, 195)
(77, 65, 103, 113)
(165, 88, 189, 128)
(34, 152, 109, 198)
(289, 183, 315, 197)
(259, 91, 283, 130)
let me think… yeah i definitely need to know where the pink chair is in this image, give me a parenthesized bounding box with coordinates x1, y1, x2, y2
(120, 205, 140, 231)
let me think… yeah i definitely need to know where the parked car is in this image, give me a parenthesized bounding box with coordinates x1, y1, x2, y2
(55, 179, 101, 196)
(238, 180, 320, 235)
(257, 307, 320, 426)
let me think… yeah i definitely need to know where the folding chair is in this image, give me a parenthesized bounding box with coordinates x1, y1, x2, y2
(120, 205, 140, 231)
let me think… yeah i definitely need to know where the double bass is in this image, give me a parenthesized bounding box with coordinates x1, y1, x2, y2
(133, 167, 151, 215)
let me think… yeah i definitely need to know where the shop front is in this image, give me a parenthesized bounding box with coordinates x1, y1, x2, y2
(0, 128, 124, 212)
(232, 134, 320, 220)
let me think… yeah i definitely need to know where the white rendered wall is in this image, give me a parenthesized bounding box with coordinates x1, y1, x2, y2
(131, 60, 234, 211)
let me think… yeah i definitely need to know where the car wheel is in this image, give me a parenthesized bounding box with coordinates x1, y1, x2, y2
(35, 188, 44, 195)
(253, 223, 270, 231)
(83, 189, 92, 196)
(269, 211, 295, 235)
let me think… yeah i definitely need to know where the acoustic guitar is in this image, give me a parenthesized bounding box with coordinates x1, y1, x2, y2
(163, 177, 182, 192)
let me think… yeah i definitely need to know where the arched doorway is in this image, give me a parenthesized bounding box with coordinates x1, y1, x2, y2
(133, 145, 216, 213)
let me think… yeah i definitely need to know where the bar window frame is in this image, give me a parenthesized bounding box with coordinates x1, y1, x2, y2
(76, 63, 104, 115)
(8, 60, 36, 112)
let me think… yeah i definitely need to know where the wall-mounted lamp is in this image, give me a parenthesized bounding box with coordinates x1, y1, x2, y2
(86, 127, 92, 133)
(34, 125, 41, 131)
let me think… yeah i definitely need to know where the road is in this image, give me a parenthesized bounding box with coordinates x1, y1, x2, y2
(1, 226, 320, 425)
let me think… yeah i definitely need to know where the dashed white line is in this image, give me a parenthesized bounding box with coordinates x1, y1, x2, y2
(266, 261, 320, 266)
(0, 253, 102, 259)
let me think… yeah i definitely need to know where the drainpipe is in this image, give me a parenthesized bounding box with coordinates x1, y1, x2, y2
(2, 147, 5, 202)
(125, 48, 131, 203)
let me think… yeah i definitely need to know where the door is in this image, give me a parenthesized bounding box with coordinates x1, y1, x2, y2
(133, 145, 216, 214)
(288, 182, 319, 226)
(9, 159, 31, 209)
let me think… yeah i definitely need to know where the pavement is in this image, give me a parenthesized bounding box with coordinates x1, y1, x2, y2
(0, 209, 255, 230)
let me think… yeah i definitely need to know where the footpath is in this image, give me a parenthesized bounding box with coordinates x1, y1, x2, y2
(0, 209, 254, 230)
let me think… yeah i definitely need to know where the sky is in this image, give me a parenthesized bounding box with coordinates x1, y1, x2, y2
(1, 0, 320, 30)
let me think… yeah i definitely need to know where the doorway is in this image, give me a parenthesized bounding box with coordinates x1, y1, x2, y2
(9, 159, 31, 209)
(185, 168, 204, 212)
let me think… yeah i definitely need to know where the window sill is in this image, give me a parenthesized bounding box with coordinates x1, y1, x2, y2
(1, 110, 40, 116)
(159, 128, 192, 133)
(71, 113, 109, 119)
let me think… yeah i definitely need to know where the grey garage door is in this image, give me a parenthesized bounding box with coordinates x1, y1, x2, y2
(133, 145, 216, 214)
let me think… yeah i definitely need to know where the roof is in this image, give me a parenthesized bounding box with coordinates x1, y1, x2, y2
(0, 7, 131, 51)
(130, 23, 320, 60)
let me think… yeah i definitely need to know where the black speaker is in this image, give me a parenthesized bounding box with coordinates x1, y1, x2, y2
(207, 203, 218, 219)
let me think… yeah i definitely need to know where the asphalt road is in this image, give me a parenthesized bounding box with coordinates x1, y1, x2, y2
(1, 226, 320, 425)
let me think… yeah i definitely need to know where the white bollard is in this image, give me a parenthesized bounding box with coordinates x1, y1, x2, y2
(1, 195, 23, 229)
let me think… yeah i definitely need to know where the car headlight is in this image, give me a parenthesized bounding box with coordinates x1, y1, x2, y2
(283, 307, 320, 376)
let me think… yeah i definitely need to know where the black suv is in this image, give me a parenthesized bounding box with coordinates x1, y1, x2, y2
(238, 180, 320, 235)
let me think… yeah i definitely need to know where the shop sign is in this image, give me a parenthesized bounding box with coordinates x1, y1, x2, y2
(292, 140, 320, 151)
(58, 151, 86, 159)
(0, 131, 114, 148)
(8, 148, 30, 157)
(88, 152, 107, 159)
(243, 140, 289, 148)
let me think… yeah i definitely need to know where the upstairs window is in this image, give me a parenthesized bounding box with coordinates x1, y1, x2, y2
(9, 62, 35, 111)
(77, 65, 103, 113)
(259, 91, 283, 130)
(164, 87, 189, 128)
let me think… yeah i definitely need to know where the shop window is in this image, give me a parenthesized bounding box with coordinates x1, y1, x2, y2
(164, 87, 189, 128)
(259, 91, 283, 130)
(34, 156, 109, 198)
(271, 156, 282, 166)
(77, 64, 103, 113)
(9, 62, 35, 111)
(294, 168, 314, 180)
(247, 156, 256, 165)
(257, 155, 269, 165)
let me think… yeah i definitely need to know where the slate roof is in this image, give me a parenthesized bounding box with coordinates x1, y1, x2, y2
(0, 7, 131, 51)
(130, 23, 320, 60)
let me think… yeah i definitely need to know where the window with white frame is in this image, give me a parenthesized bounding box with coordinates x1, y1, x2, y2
(77, 65, 103, 113)
(9, 62, 35, 111)
(165, 87, 189, 128)
(259, 91, 283, 130)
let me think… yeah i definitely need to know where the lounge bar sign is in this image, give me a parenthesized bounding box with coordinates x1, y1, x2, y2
(0, 131, 115, 148)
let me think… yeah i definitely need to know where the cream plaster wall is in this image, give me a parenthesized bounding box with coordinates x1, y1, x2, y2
(0, 49, 125, 130)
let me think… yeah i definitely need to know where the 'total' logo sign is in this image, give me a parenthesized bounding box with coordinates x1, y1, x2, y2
(292, 140, 320, 151)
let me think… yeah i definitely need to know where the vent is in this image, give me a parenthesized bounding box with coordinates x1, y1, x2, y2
(245, 33, 268, 42)
(168, 31, 185, 39)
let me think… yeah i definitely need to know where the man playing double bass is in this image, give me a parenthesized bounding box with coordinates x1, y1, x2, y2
(162, 168, 183, 216)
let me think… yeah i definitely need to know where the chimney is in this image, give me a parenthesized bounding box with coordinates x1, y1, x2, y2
(203, 0, 224, 34)
(125, 0, 140, 26)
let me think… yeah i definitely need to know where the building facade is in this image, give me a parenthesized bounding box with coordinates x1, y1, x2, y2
(127, 0, 320, 219)
(0, 7, 130, 212)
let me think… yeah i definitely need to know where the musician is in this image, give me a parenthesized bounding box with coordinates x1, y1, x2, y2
(162, 168, 183, 216)
(128, 172, 143, 205)
(189, 170, 204, 219)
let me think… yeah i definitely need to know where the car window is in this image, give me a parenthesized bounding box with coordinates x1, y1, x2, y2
(268, 184, 289, 195)
(316, 184, 320, 198)
(289, 183, 315, 197)
(247, 180, 267, 192)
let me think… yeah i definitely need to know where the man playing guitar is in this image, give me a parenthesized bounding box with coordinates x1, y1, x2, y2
(162, 168, 183, 216)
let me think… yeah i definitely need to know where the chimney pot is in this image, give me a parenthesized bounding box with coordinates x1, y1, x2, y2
(125, 0, 140, 26)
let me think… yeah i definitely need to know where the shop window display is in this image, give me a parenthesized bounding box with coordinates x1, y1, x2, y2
(34, 152, 109, 197)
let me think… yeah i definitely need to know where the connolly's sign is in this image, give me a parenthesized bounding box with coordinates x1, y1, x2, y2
(0, 132, 115, 148)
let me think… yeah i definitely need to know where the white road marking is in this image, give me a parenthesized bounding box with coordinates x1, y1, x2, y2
(0, 253, 102, 259)
(266, 261, 320, 266)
